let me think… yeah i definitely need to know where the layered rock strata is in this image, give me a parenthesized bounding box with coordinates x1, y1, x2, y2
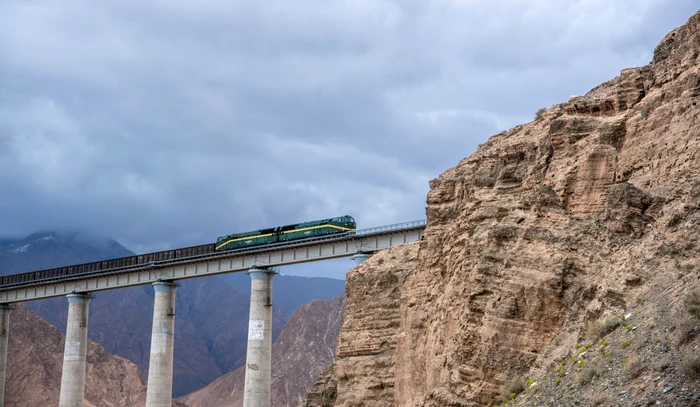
(304, 10, 700, 407)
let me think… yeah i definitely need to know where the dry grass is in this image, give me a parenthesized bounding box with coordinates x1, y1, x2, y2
(676, 316, 699, 344)
(587, 394, 607, 406)
(500, 376, 525, 401)
(535, 108, 546, 121)
(684, 288, 700, 319)
(577, 366, 596, 385)
(680, 357, 700, 380)
(586, 317, 621, 340)
(624, 354, 644, 380)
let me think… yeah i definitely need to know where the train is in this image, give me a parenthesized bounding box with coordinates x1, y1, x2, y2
(0, 215, 357, 287)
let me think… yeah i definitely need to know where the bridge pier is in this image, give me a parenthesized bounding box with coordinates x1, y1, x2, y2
(351, 251, 371, 265)
(243, 266, 277, 407)
(0, 304, 12, 407)
(58, 292, 91, 407)
(145, 280, 178, 407)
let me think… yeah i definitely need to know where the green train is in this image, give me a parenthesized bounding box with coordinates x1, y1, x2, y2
(215, 215, 357, 251)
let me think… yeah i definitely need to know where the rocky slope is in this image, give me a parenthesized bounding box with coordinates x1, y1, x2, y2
(301, 10, 700, 407)
(6, 302, 167, 406)
(182, 295, 346, 407)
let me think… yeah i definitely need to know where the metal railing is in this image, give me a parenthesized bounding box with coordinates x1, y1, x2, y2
(354, 219, 426, 236)
(0, 219, 428, 290)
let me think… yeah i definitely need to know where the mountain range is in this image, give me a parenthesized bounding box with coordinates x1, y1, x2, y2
(0, 231, 345, 396)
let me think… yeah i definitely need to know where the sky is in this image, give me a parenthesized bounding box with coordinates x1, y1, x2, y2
(0, 0, 697, 279)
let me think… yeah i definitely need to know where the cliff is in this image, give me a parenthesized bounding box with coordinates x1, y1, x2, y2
(303, 10, 700, 407)
(181, 295, 346, 407)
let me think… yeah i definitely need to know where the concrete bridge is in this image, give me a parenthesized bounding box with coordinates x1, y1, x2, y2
(0, 220, 426, 407)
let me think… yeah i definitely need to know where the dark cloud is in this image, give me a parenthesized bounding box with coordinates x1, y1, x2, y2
(0, 0, 697, 278)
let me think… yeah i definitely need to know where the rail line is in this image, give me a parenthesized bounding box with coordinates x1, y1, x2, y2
(0, 219, 427, 292)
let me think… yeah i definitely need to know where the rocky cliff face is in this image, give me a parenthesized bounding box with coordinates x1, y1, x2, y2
(181, 295, 346, 407)
(304, 10, 700, 407)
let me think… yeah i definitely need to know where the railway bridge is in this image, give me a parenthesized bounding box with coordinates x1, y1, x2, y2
(0, 219, 426, 407)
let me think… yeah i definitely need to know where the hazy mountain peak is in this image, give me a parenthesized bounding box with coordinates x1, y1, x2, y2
(0, 229, 134, 275)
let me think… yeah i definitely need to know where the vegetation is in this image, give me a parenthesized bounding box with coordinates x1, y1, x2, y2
(624, 354, 643, 379)
(500, 375, 525, 401)
(586, 317, 621, 340)
(535, 108, 546, 121)
(684, 288, 700, 319)
(577, 365, 596, 384)
(680, 357, 700, 379)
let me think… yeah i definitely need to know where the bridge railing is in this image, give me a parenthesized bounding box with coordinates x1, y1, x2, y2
(0, 219, 428, 290)
(355, 219, 427, 236)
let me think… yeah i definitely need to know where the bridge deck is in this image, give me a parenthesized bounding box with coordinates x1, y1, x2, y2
(0, 220, 426, 303)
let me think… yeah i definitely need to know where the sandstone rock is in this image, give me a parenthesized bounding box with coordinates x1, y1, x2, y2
(307, 10, 700, 407)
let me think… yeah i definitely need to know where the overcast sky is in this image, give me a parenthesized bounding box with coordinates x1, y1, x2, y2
(0, 0, 697, 279)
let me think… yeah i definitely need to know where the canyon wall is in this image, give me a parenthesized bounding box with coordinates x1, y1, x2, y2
(304, 10, 700, 407)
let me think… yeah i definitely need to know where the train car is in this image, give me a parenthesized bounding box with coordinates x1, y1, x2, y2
(215, 215, 356, 251)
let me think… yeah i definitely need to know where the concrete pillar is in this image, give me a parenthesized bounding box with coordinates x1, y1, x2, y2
(351, 251, 371, 265)
(58, 292, 91, 407)
(243, 266, 277, 407)
(0, 304, 12, 407)
(145, 280, 178, 407)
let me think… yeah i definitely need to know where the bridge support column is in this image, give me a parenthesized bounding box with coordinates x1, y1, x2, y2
(351, 251, 371, 265)
(146, 280, 178, 407)
(58, 292, 91, 407)
(0, 304, 12, 407)
(243, 266, 277, 407)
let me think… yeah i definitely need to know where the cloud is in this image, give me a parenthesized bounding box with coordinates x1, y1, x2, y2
(0, 0, 697, 278)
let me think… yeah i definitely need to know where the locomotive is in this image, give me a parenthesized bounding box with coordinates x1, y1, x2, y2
(0, 215, 357, 287)
(215, 215, 356, 250)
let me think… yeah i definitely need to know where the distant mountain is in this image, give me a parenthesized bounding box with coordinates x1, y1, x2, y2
(0, 231, 288, 396)
(216, 273, 345, 315)
(181, 295, 346, 407)
(0, 230, 133, 272)
(0, 231, 347, 397)
(6, 303, 157, 406)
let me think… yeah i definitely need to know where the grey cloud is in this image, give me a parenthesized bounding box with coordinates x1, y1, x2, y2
(1, 0, 697, 279)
